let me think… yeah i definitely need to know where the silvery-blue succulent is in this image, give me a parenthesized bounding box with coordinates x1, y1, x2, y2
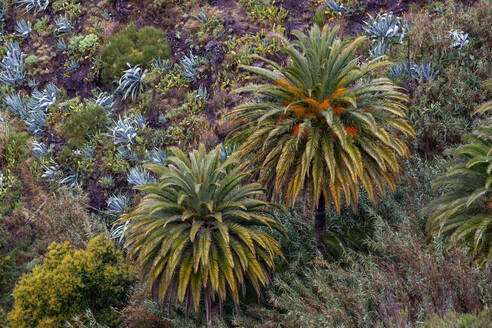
(32, 140, 49, 159)
(370, 40, 390, 59)
(115, 64, 145, 101)
(181, 52, 201, 82)
(0, 42, 25, 85)
(25, 109, 47, 136)
(4, 92, 28, 119)
(110, 116, 137, 145)
(106, 193, 130, 216)
(54, 16, 72, 34)
(15, 19, 32, 38)
(126, 166, 156, 187)
(449, 30, 470, 50)
(145, 148, 167, 165)
(363, 12, 405, 44)
(16, 0, 49, 13)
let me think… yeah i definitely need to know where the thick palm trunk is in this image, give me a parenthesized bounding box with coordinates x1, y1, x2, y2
(315, 193, 326, 250)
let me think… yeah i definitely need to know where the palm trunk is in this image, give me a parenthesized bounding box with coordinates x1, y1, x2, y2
(315, 193, 326, 250)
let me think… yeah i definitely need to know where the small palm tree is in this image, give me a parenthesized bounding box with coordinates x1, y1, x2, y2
(426, 80, 491, 261)
(121, 144, 284, 324)
(227, 25, 414, 247)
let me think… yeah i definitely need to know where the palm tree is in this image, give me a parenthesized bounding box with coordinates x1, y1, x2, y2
(120, 144, 284, 324)
(426, 80, 491, 261)
(227, 25, 414, 247)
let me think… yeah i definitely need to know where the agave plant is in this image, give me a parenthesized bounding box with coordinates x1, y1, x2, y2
(132, 113, 146, 129)
(80, 144, 94, 159)
(54, 16, 72, 34)
(31, 82, 58, 111)
(126, 166, 156, 187)
(144, 148, 167, 165)
(196, 84, 208, 101)
(119, 144, 285, 322)
(411, 62, 438, 83)
(15, 19, 32, 38)
(151, 57, 171, 71)
(106, 193, 130, 216)
(325, 0, 346, 16)
(449, 30, 470, 50)
(16, 0, 49, 13)
(363, 12, 405, 44)
(426, 83, 491, 260)
(32, 140, 49, 159)
(110, 116, 137, 145)
(57, 39, 68, 51)
(227, 25, 414, 247)
(25, 109, 47, 136)
(370, 40, 390, 59)
(219, 143, 237, 162)
(0, 42, 25, 85)
(92, 92, 115, 109)
(59, 169, 78, 188)
(388, 62, 407, 80)
(181, 52, 201, 82)
(117, 145, 138, 162)
(41, 162, 59, 180)
(115, 64, 145, 101)
(98, 175, 114, 189)
(27, 78, 39, 88)
(68, 60, 80, 72)
(4, 92, 28, 119)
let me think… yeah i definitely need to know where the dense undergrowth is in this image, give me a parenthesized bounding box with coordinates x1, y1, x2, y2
(0, 0, 490, 327)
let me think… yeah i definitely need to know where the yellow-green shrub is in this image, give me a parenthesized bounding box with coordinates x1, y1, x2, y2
(8, 235, 132, 328)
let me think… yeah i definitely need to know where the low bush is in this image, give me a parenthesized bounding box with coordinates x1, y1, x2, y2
(8, 234, 132, 328)
(422, 307, 492, 328)
(100, 24, 171, 86)
(60, 101, 109, 148)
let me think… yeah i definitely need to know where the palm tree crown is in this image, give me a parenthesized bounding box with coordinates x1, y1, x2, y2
(426, 80, 491, 261)
(121, 144, 284, 321)
(227, 25, 414, 213)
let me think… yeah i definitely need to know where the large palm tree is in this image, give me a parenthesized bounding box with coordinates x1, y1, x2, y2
(227, 25, 414, 247)
(120, 144, 284, 324)
(426, 80, 491, 261)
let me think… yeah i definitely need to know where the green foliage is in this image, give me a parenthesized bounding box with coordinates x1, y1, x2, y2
(121, 145, 285, 322)
(239, 0, 289, 27)
(100, 24, 171, 86)
(8, 234, 132, 328)
(242, 218, 491, 328)
(0, 255, 11, 288)
(422, 307, 492, 328)
(68, 34, 100, 61)
(426, 82, 492, 262)
(60, 101, 109, 148)
(228, 25, 414, 213)
(390, 0, 491, 154)
(164, 90, 207, 146)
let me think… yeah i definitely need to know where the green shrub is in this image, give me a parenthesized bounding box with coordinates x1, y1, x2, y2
(100, 24, 171, 86)
(60, 101, 109, 148)
(422, 307, 492, 328)
(8, 234, 132, 328)
(68, 34, 100, 61)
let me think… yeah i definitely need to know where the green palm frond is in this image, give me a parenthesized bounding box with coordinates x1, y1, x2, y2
(426, 80, 492, 262)
(227, 25, 414, 212)
(120, 144, 285, 318)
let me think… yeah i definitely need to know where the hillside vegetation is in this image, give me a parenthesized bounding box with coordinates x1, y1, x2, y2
(0, 0, 490, 327)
